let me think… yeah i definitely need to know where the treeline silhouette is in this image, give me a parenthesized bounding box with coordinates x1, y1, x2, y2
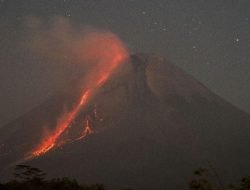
(190, 168, 250, 190)
(0, 165, 106, 190)
(0, 165, 249, 190)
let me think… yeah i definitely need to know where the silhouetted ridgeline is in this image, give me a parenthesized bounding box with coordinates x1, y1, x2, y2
(0, 165, 249, 190)
(0, 165, 106, 190)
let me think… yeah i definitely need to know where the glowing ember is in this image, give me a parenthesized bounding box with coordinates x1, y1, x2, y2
(94, 104, 98, 118)
(27, 31, 128, 159)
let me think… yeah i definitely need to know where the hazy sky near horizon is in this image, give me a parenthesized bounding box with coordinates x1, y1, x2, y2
(0, 0, 249, 127)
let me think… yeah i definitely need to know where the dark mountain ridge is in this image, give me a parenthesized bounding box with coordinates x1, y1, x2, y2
(0, 53, 249, 190)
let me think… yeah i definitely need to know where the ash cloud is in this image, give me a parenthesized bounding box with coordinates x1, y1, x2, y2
(24, 16, 128, 82)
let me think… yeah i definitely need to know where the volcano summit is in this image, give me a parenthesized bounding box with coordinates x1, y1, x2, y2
(0, 53, 250, 190)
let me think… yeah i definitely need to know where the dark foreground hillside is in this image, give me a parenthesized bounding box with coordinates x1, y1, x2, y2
(1, 165, 250, 190)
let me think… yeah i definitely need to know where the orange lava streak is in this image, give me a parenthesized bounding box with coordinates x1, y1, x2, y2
(31, 90, 91, 157)
(28, 32, 128, 159)
(76, 117, 94, 141)
(80, 90, 91, 105)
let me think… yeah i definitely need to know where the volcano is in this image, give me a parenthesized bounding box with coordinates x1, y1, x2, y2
(0, 53, 250, 189)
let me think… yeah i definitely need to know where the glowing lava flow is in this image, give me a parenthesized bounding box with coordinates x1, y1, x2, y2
(76, 116, 94, 141)
(28, 32, 128, 159)
(30, 89, 91, 158)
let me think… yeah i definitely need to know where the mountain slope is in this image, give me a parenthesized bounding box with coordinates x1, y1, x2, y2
(0, 53, 249, 189)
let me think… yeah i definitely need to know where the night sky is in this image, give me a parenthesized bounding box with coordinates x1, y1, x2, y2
(0, 0, 249, 127)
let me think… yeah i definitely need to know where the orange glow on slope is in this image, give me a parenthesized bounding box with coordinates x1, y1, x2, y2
(76, 116, 94, 141)
(27, 32, 128, 159)
(31, 90, 91, 157)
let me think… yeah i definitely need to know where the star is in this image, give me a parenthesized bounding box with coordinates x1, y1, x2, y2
(162, 27, 167, 31)
(235, 38, 240, 42)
